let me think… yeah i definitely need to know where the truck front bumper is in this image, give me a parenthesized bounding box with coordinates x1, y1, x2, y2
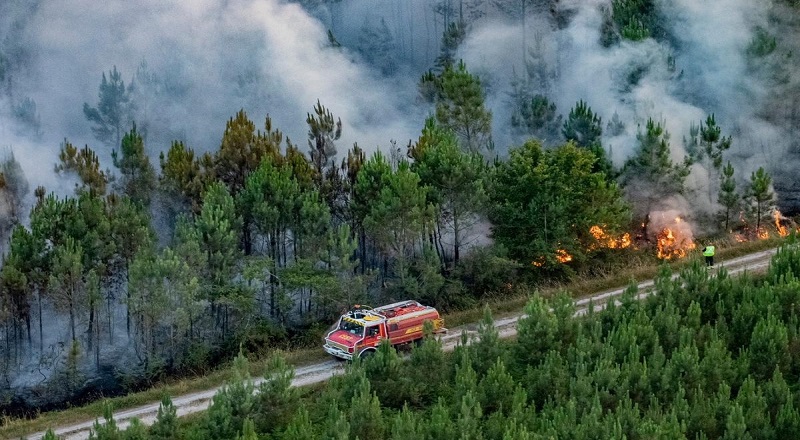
(324, 343, 354, 361)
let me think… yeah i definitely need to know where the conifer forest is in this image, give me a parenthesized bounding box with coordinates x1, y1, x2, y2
(2, 0, 800, 437)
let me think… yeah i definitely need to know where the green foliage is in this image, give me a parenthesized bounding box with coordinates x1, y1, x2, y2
(611, 0, 660, 42)
(718, 161, 740, 232)
(253, 354, 299, 434)
(307, 100, 341, 177)
(112, 124, 156, 206)
(411, 117, 488, 266)
(621, 118, 691, 214)
(121, 419, 147, 440)
(562, 100, 613, 176)
(83, 66, 132, 149)
(215, 110, 281, 196)
(748, 27, 777, 58)
(88, 402, 120, 440)
(196, 181, 242, 294)
(489, 140, 630, 270)
(360, 157, 433, 293)
(510, 87, 562, 143)
(686, 114, 732, 171)
(306, 101, 346, 222)
(149, 395, 178, 440)
(390, 404, 423, 439)
(56, 141, 109, 195)
(562, 100, 602, 149)
(321, 403, 350, 440)
(435, 21, 467, 71)
(282, 408, 315, 440)
(348, 376, 385, 440)
(745, 167, 775, 235)
(203, 352, 255, 440)
(434, 60, 493, 153)
(159, 140, 206, 212)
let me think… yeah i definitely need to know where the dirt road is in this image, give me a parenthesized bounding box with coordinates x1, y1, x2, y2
(23, 248, 778, 440)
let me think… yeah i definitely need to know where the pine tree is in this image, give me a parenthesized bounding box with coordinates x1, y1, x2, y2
(121, 418, 147, 440)
(320, 402, 350, 440)
(456, 390, 483, 439)
(718, 161, 740, 232)
(254, 354, 299, 434)
(159, 140, 206, 212)
(749, 314, 789, 381)
(426, 397, 457, 440)
(478, 357, 516, 415)
(410, 117, 487, 266)
(149, 395, 178, 440)
(435, 61, 493, 154)
(722, 403, 752, 440)
(282, 408, 315, 440)
(621, 118, 691, 215)
(348, 378, 385, 440)
(390, 404, 423, 439)
(234, 418, 258, 440)
(83, 66, 132, 149)
(562, 100, 602, 148)
(471, 306, 504, 375)
(89, 402, 121, 440)
(56, 141, 109, 196)
(745, 167, 774, 236)
(205, 352, 254, 440)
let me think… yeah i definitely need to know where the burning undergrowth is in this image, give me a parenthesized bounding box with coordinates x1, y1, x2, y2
(734, 209, 798, 242)
(647, 209, 697, 260)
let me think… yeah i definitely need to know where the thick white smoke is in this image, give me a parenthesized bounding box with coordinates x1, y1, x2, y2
(455, 0, 790, 217)
(2, 0, 428, 197)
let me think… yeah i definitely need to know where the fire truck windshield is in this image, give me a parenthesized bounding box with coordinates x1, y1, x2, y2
(339, 320, 364, 335)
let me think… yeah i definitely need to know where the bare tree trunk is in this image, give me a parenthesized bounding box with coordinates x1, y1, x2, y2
(453, 207, 461, 266)
(87, 301, 94, 353)
(38, 289, 43, 351)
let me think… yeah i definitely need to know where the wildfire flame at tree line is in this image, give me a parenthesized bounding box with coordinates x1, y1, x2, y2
(656, 217, 697, 260)
(532, 209, 797, 267)
(734, 209, 795, 242)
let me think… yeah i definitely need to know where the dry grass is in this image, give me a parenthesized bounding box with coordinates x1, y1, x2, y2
(0, 235, 786, 439)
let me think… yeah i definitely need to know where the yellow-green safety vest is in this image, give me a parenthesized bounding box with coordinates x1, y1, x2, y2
(703, 246, 715, 257)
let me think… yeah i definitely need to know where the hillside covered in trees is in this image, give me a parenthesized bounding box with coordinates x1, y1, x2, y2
(1, 0, 800, 417)
(46, 237, 800, 439)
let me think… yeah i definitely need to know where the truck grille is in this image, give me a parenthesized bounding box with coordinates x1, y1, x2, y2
(327, 340, 348, 351)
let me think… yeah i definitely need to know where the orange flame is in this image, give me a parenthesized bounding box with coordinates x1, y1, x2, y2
(656, 219, 697, 260)
(774, 210, 789, 237)
(590, 225, 632, 249)
(556, 249, 573, 263)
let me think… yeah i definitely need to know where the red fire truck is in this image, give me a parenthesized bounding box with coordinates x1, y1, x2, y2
(323, 300, 447, 360)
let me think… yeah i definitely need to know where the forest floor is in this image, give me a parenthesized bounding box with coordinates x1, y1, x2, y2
(11, 245, 781, 440)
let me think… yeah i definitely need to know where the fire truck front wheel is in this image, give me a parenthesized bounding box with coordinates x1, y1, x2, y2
(359, 349, 376, 359)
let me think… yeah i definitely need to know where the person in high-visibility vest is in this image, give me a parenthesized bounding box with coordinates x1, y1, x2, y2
(702, 245, 715, 267)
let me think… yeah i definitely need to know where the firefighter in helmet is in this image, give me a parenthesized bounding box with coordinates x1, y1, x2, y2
(702, 244, 715, 267)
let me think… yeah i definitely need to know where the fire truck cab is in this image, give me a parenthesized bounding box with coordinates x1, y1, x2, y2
(323, 300, 446, 360)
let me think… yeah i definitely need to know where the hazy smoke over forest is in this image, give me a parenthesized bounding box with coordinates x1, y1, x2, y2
(1, 0, 800, 409)
(0, 0, 798, 210)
